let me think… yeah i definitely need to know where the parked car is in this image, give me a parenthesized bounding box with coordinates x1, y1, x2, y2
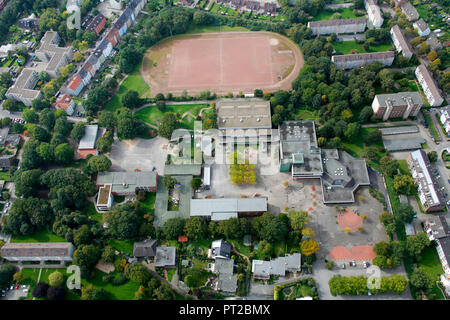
(363, 261, 370, 268)
(341, 263, 346, 269)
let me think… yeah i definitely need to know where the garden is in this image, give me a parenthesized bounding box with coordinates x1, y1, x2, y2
(332, 40, 393, 54)
(274, 278, 319, 300)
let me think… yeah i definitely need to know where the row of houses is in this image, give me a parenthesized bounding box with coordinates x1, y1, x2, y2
(215, 0, 279, 15)
(5, 31, 73, 106)
(66, 0, 146, 96)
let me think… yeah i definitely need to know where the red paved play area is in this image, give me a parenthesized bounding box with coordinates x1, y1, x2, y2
(329, 246, 376, 261)
(337, 208, 363, 232)
(168, 37, 273, 89)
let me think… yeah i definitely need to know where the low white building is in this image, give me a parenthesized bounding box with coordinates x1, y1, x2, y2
(415, 64, 444, 106)
(413, 18, 430, 37)
(439, 106, 450, 135)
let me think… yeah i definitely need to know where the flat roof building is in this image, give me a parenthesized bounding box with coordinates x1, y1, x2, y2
(78, 124, 102, 158)
(217, 99, 272, 130)
(5, 68, 42, 106)
(415, 64, 444, 106)
(190, 197, 268, 220)
(372, 91, 423, 121)
(407, 150, 445, 212)
(154, 246, 176, 268)
(391, 25, 413, 59)
(308, 18, 367, 36)
(279, 120, 370, 203)
(332, 51, 395, 69)
(97, 171, 158, 196)
(35, 31, 73, 78)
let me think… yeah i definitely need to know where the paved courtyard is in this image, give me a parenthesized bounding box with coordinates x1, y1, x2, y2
(109, 136, 168, 174)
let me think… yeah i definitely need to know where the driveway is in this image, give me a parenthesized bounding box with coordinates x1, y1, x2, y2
(108, 136, 168, 174)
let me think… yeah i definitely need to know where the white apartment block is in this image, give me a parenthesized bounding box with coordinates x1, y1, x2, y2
(415, 64, 444, 106)
(372, 92, 423, 121)
(307, 18, 366, 36)
(35, 31, 73, 78)
(365, 0, 384, 28)
(391, 25, 413, 59)
(5, 68, 42, 106)
(439, 106, 450, 135)
(331, 51, 395, 69)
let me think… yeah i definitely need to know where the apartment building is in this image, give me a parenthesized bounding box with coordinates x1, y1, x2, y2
(415, 64, 444, 106)
(401, 2, 419, 21)
(35, 31, 73, 78)
(331, 51, 395, 69)
(307, 18, 367, 36)
(5, 68, 42, 106)
(391, 25, 413, 59)
(372, 92, 423, 120)
(413, 18, 430, 37)
(407, 149, 445, 212)
(365, 0, 384, 28)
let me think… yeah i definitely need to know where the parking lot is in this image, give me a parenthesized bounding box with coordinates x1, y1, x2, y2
(1, 284, 29, 300)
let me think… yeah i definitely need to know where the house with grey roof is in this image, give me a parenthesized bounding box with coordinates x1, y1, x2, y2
(1, 242, 75, 267)
(391, 25, 413, 59)
(413, 18, 430, 36)
(209, 239, 232, 259)
(372, 91, 423, 120)
(154, 246, 177, 268)
(190, 197, 268, 221)
(252, 253, 302, 280)
(307, 18, 367, 36)
(401, 2, 419, 21)
(331, 51, 395, 69)
(133, 239, 158, 258)
(426, 33, 442, 51)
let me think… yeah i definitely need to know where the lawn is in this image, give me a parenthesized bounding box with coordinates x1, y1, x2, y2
(417, 247, 446, 300)
(422, 109, 439, 140)
(80, 269, 140, 300)
(296, 109, 320, 121)
(84, 202, 103, 224)
(0, 170, 12, 181)
(11, 230, 66, 243)
(312, 8, 358, 21)
(103, 62, 150, 112)
(107, 239, 135, 256)
(139, 192, 156, 213)
(332, 40, 393, 54)
(21, 268, 80, 300)
(134, 103, 207, 130)
(228, 239, 252, 257)
(186, 24, 249, 34)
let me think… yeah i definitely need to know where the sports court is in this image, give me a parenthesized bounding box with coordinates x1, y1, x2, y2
(168, 37, 273, 89)
(142, 32, 304, 96)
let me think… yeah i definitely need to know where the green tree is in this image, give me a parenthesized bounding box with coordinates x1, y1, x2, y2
(48, 271, 64, 287)
(22, 108, 38, 123)
(121, 90, 141, 109)
(0, 264, 17, 288)
(72, 244, 101, 278)
(288, 210, 308, 231)
(158, 112, 178, 139)
(162, 175, 177, 190)
(410, 267, 434, 291)
(125, 262, 151, 285)
(83, 155, 112, 175)
(191, 177, 202, 191)
(163, 218, 186, 240)
(406, 232, 430, 259)
(98, 111, 116, 130)
(397, 203, 416, 223)
(101, 246, 116, 263)
(393, 174, 416, 195)
(427, 151, 437, 163)
(71, 122, 86, 141)
(184, 216, 208, 241)
(251, 212, 288, 242)
(54, 143, 74, 164)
